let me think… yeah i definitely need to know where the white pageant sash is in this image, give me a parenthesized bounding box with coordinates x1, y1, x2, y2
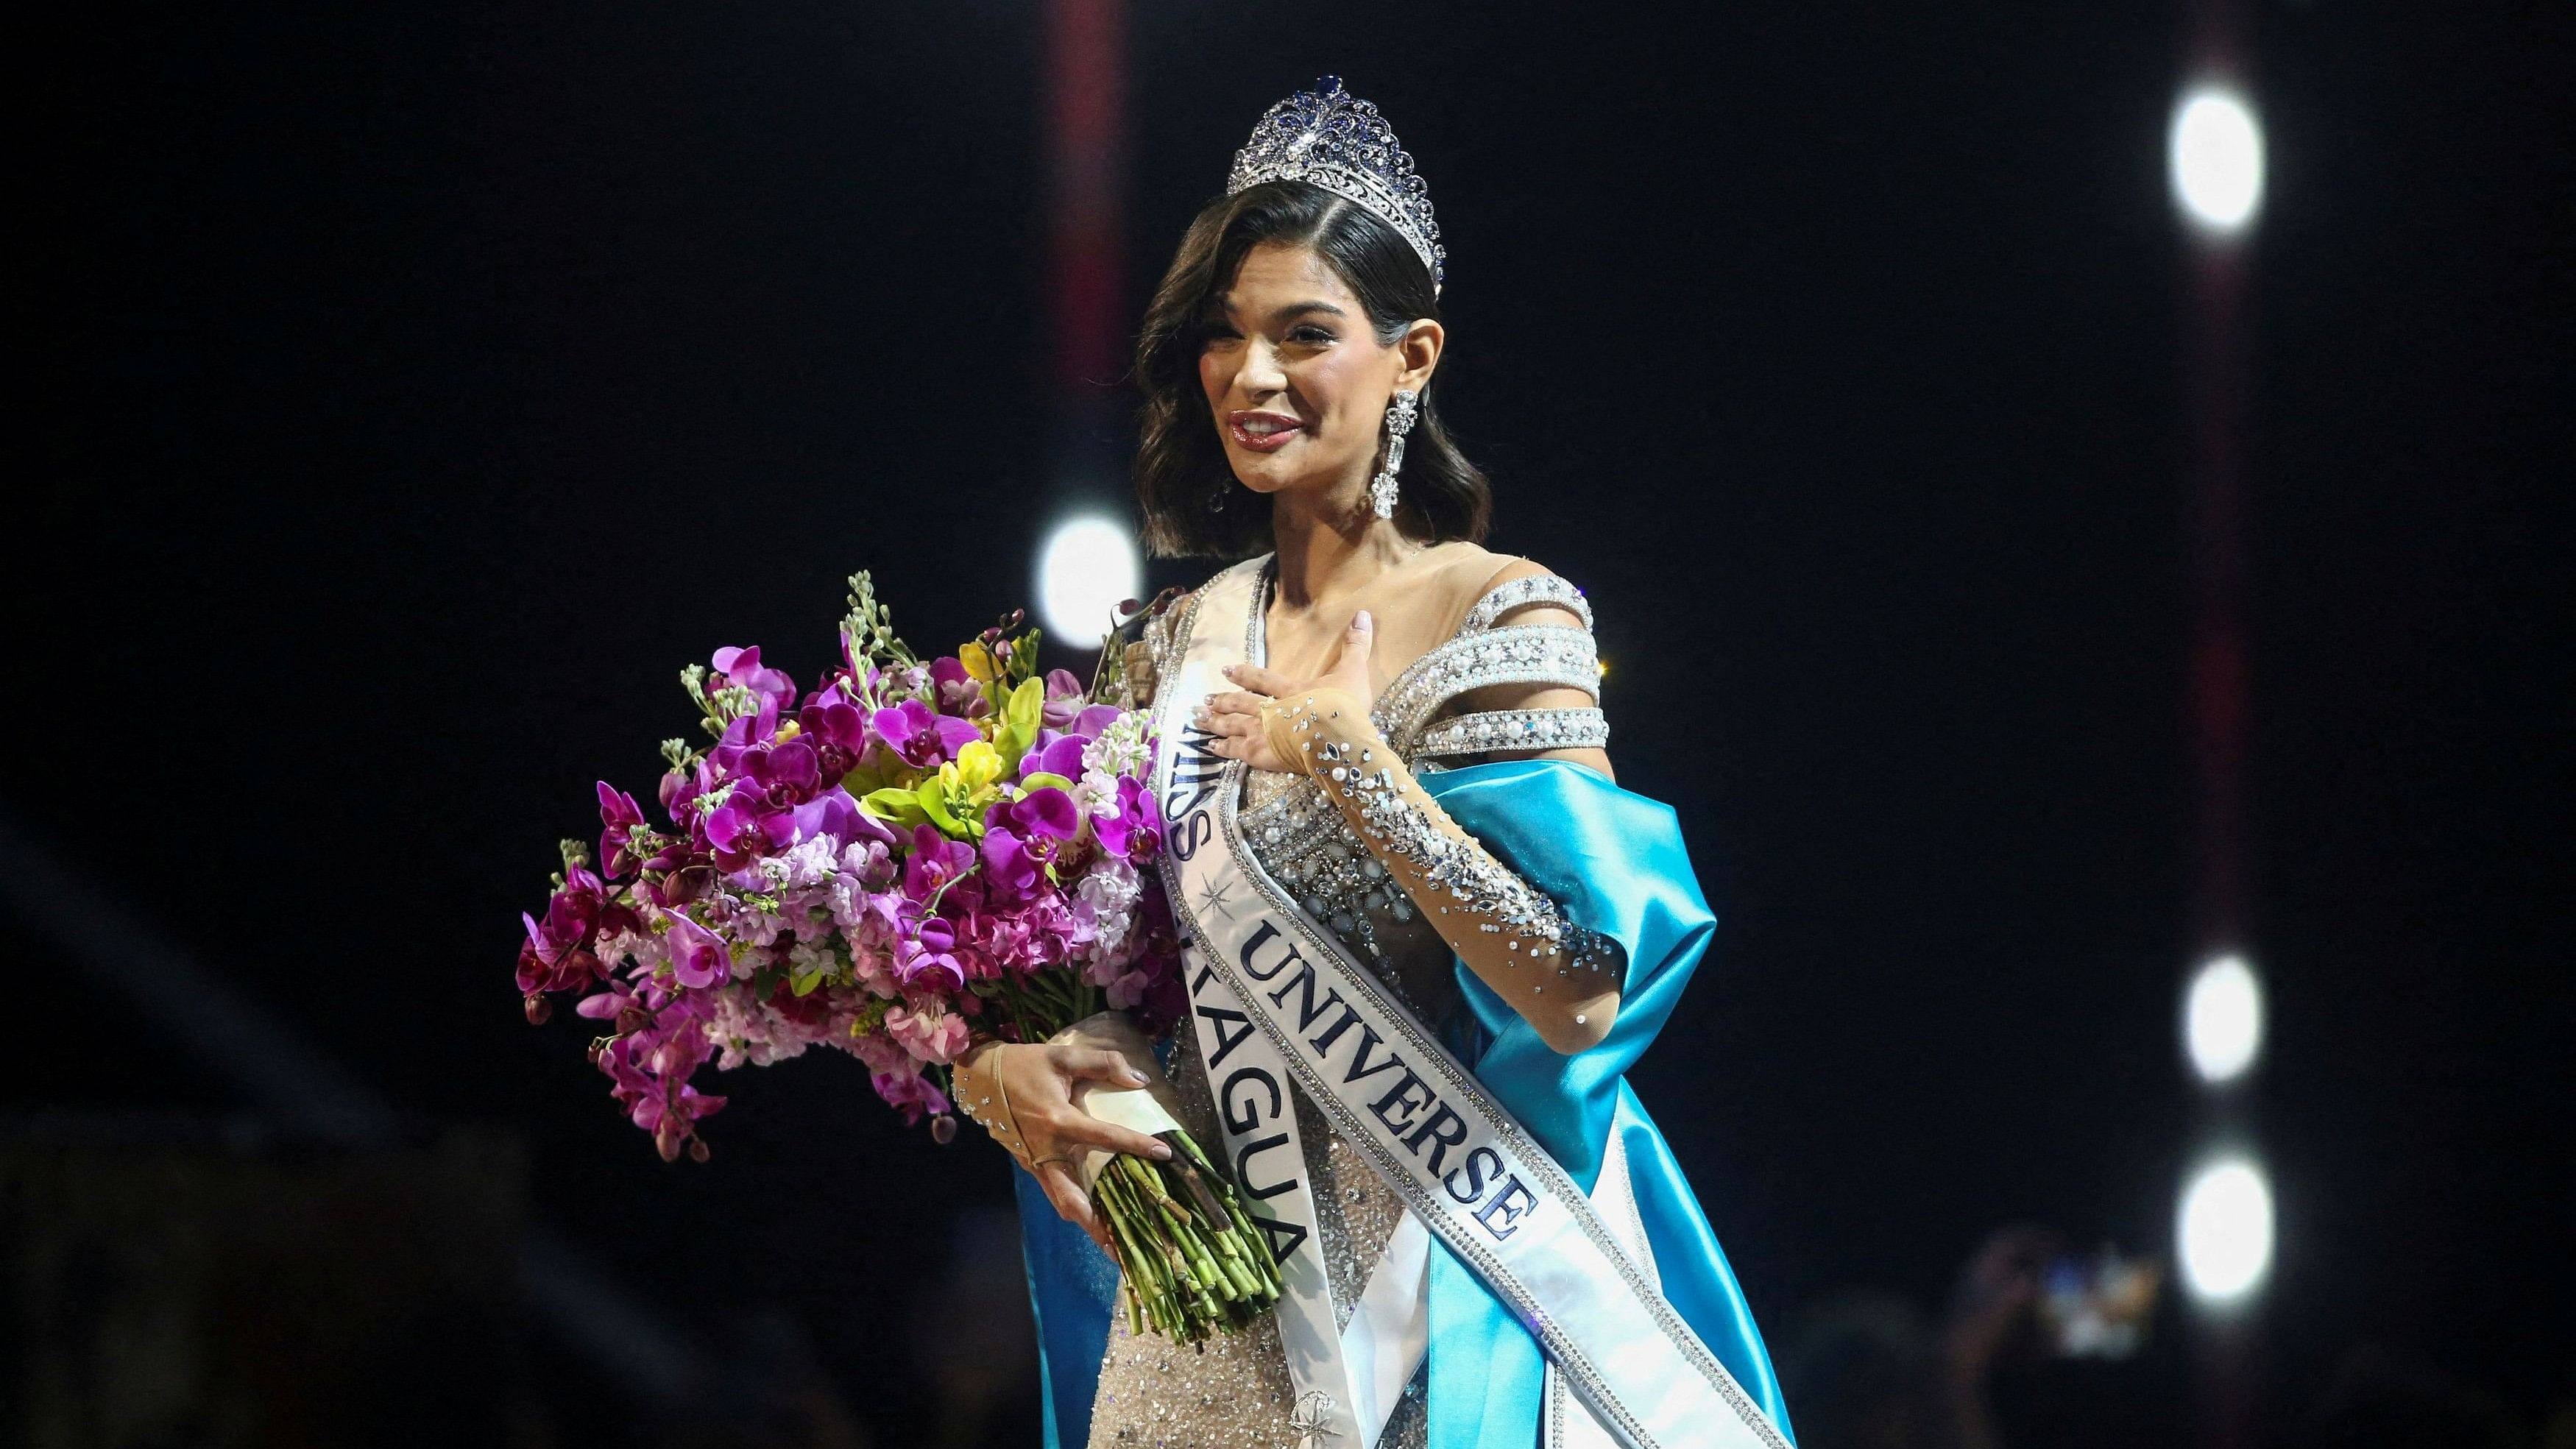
(1155, 572, 1380, 1448)
(1147, 560, 1789, 1449)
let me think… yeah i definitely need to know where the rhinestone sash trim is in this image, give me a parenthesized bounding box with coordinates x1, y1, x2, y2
(1415, 707, 1610, 759)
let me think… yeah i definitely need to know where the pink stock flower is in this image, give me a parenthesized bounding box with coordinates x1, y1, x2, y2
(843, 837, 895, 888)
(885, 1002, 972, 1065)
(850, 1030, 910, 1077)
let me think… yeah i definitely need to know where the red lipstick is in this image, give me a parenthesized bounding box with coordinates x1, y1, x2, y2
(1227, 411, 1303, 453)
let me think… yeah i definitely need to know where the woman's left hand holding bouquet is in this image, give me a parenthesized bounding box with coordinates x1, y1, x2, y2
(955, 1036, 1173, 1250)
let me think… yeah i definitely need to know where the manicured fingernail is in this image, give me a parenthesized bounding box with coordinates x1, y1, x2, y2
(1125, 1068, 1149, 1085)
(1150, 1141, 1172, 1159)
(1354, 610, 1373, 628)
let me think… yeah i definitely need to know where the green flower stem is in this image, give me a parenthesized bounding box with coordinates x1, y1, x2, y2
(1090, 1142, 1281, 1344)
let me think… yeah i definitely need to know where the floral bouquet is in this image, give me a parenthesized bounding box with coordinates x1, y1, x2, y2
(514, 572, 1281, 1342)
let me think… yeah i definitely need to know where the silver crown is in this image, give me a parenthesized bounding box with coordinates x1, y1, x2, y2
(1227, 77, 1446, 294)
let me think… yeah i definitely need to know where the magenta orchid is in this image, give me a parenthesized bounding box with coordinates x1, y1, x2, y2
(872, 698, 983, 769)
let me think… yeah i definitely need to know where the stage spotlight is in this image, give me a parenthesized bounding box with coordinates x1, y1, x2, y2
(1036, 515, 1140, 647)
(2169, 88, 2265, 233)
(2178, 1157, 2274, 1303)
(2184, 953, 2264, 1084)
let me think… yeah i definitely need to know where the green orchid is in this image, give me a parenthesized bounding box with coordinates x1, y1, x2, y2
(912, 739, 1011, 841)
(994, 676, 1044, 775)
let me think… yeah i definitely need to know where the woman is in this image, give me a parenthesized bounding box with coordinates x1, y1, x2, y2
(952, 79, 1794, 1449)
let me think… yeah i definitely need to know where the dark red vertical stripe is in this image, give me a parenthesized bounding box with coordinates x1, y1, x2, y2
(1044, 0, 1125, 393)
(2186, 244, 2251, 958)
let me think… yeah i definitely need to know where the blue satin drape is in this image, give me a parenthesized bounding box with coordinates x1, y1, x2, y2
(1015, 759, 1792, 1447)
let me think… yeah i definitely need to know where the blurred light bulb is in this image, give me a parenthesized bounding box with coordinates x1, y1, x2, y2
(2170, 88, 2265, 233)
(2179, 1157, 2275, 1303)
(2185, 953, 2264, 1084)
(1036, 516, 1140, 648)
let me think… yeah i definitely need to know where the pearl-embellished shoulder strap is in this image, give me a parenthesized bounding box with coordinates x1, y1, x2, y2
(1459, 571, 1594, 634)
(1373, 573, 1602, 757)
(1384, 572, 1605, 759)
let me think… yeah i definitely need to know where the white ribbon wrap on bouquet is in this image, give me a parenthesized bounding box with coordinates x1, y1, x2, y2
(1147, 559, 1791, 1449)
(1047, 1012, 1186, 1191)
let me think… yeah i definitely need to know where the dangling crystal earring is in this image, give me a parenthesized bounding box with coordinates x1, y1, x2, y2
(1370, 390, 1420, 520)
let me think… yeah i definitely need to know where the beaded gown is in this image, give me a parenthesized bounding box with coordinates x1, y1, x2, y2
(1083, 563, 1607, 1449)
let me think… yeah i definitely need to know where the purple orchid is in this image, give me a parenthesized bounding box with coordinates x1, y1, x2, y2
(900, 824, 977, 902)
(1093, 774, 1163, 860)
(761, 785, 887, 855)
(702, 794, 764, 874)
(1038, 668, 1089, 730)
(747, 736, 821, 801)
(980, 827, 1041, 896)
(798, 682, 873, 758)
(662, 909, 732, 989)
(640, 1081, 726, 1161)
(871, 698, 983, 769)
(1022, 731, 1090, 781)
(706, 698, 785, 778)
(927, 656, 989, 718)
(871, 1064, 952, 1125)
(995, 786, 1080, 843)
(891, 910, 966, 994)
(596, 783, 651, 878)
(711, 645, 797, 711)
(981, 785, 1080, 896)
(517, 865, 638, 994)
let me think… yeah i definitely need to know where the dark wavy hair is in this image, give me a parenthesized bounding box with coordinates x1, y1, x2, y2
(1133, 180, 1491, 559)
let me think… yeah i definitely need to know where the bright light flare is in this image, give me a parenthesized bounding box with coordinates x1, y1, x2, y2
(1036, 516, 1141, 648)
(2178, 1157, 2275, 1303)
(2184, 953, 2264, 1084)
(2169, 88, 2265, 233)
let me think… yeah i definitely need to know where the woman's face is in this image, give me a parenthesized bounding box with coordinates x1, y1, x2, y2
(1197, 241, 1440, 503)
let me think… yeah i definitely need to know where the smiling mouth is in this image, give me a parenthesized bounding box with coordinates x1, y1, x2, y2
(1228, 413, 1303, 452)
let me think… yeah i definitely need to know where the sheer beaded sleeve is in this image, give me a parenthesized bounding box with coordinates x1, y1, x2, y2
(1259, 685, 1626, 1053)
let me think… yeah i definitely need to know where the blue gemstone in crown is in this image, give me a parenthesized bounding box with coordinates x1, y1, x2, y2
(1226, 77, 1446, 294)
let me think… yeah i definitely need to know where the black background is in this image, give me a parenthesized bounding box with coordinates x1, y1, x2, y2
(15, 1, 2571, 1443)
